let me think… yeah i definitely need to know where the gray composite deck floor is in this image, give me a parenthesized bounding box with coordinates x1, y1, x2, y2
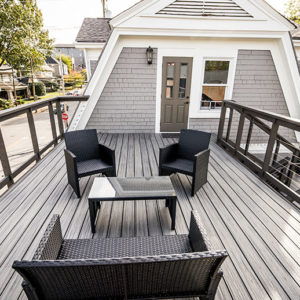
(0, 134, 300, 299)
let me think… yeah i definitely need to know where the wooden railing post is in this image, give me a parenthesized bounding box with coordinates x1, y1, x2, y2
(0, 127, 13, 186)
(262, 121, 279, 173)
(27, 108, 40, 161)
(217, 102, 227, 141)
(48, 101, 57, 144)
(244, 117, 253, 155)
(56, 100, 64, 137)
(225, 108, 233, 142)
(235, 111, 245, 151)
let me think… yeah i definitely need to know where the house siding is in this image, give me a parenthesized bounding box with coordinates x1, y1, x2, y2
(190, 50, 293, 143)
(87, 47, 157, 132)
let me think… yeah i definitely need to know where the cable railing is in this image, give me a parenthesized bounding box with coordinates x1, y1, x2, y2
(0, 95, 89, 190)
(217, 100, 300, 205)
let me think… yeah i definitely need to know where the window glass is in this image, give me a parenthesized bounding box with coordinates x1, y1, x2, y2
(179, 63, 188, 98)
(166, 62, 175, 98)
(204, 61, 229, 84)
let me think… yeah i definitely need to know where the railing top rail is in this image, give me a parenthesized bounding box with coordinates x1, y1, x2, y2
(0, 95, 89, 121)
(223, 100, 300, 130)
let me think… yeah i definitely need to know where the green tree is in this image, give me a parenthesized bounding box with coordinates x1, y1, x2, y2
(56, 53, 72, 73)
(285, 0, 300, 24)
(0, 0, 54, 70)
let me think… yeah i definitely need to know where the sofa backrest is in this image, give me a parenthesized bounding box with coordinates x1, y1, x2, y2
(178, 129, 211, 160)
(13, 251, 227, 299)
(64, 129, 100, 162)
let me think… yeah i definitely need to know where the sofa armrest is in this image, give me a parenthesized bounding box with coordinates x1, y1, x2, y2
(32, 214, 63, 260)
(64, 149, 78, 176)
(159, 143, 178, 165)
(99, 144, 115, 166)
(189, 210, 212, 252)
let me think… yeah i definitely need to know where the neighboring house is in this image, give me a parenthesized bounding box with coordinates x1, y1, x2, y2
(45, 56, 68, 77)
(35, 64, 55, 80)
(75, 0, 300, 143)
(292, 26, 300, 64)
(54, 44, 85, 71)
(0, 65, 28, 100)
(75, 18, 111, 80)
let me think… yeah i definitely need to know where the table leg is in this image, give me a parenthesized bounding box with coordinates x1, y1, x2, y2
(89, 199, 97, 233)
(169, 198, 176, 230)
(165, 199, 169, 207)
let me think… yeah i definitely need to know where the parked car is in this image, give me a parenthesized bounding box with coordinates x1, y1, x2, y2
(53, 103, 69, 114)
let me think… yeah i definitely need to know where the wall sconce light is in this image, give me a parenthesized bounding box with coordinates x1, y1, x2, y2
(146, 46, 153, 64)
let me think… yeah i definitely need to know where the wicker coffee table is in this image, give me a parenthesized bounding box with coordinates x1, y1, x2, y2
(88, 176, 177, 233)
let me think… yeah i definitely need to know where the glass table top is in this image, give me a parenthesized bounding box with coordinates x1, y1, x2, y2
(88, 176, 176, 200)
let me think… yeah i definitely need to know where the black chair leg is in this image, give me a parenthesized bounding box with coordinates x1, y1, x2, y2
(67, 171, 80, 197)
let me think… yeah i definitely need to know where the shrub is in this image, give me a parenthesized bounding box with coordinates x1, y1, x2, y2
(44, 81, 60, 92)
(64, 71, 84, 88)
(0, 98, 14, 110)
(29, 81, 46, 96)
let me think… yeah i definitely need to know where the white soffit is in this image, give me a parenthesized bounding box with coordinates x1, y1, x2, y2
(156, 0, 253, 18)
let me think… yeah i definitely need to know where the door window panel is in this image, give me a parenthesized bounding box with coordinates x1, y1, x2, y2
(179, 63, 188, 98)
(201, 60, 230, 110)
(166, 63, 175, 99)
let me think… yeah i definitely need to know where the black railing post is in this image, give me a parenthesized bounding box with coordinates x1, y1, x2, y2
(48, 101, 58, 144)
(244, 117, 253, 155)
(27, 108, 40, 161)
(235, 110, 245, 152)
(262, 121, 279, 174)
(217, 102, 227, 141)
(225, 108, 233, 142)
(0, 128, 13, 186)
(56, 100, 64, 137)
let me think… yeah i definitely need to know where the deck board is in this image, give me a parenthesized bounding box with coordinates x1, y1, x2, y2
(0, 133, 299, 299)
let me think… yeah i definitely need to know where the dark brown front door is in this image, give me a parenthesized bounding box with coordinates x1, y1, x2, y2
(160, 57, 193, 132)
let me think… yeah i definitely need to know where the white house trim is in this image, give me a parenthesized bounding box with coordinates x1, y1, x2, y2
(74, 0, 299, 136)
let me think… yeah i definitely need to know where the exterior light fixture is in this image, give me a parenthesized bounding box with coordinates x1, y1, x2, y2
(146, 46, 153, 64)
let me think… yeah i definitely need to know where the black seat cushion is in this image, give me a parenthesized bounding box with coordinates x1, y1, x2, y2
(77, 159, 112, 177)
(161, 158, 194, 175)
(58, 235, 192, 259)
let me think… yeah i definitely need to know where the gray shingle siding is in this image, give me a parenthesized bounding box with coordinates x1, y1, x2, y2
(190, 50, 293, 143)
(87, 47, 157, 132)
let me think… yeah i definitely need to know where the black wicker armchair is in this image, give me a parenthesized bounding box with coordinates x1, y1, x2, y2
(64, 129, 116, 197)
(13, 211, 228, 300)
(159, 129, 211, 196)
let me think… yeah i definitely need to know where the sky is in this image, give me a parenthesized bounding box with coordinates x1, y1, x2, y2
(36, 0, 287, 44)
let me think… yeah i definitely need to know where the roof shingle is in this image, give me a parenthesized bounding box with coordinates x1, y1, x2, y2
(76, 18, 111, 43)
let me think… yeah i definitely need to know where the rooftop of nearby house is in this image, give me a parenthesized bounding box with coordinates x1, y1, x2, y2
(76, 18, 112, 43)
(45, 56, 59, 65)
(0, 64, 15, 74)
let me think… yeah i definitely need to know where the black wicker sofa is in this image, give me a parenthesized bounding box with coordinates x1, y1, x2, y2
(13, 211, 228, 300)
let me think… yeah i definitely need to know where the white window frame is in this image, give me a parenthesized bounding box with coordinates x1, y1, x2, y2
(197, 57, 236, 118)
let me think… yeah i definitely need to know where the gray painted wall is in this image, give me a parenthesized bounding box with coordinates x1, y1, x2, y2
(90, 60, 98, 76)
(87, 48, 293, 142)
(190, 50, 293, 143)
(87, 47, 157, 132)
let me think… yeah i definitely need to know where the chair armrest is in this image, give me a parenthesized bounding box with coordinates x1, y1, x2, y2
(159, 143, 178, 165)
(32, 215, 63, 260)
(99, 144, 115, 166)
(194, 148, 210, 171)
(64, 149, 78, 175)
(189, 210, 212, 252)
